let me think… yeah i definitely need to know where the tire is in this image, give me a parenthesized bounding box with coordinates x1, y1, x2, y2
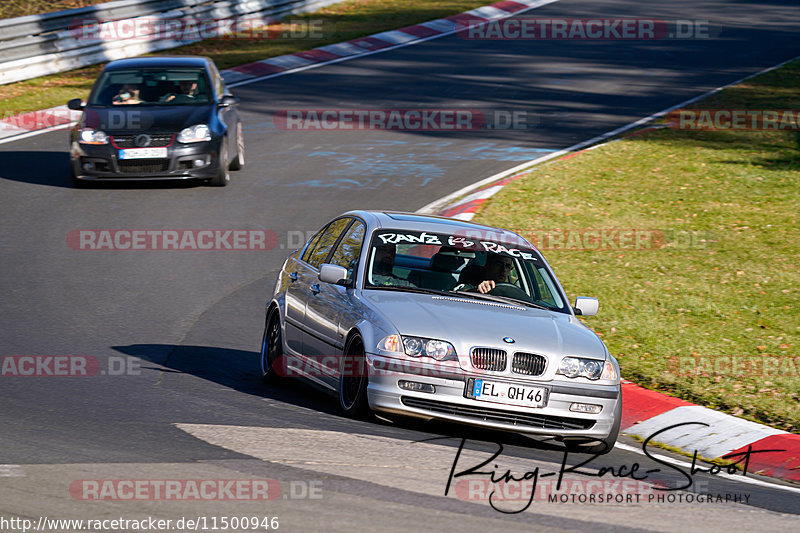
(564, 397, 621, 455)
(260, 311, 282, 384)
(70, 163, 86, 188)
(208, 139, 230, 187)
(229, 122, 244, 171)
(338, 336, 370, 418)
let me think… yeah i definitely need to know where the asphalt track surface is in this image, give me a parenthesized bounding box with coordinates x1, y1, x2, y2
(1, 0, 800, 530)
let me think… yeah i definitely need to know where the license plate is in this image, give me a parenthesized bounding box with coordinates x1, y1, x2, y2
(472, 379, 547, 408)
(119, 147, 168, 159)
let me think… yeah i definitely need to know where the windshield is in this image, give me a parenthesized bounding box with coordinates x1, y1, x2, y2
(89, 68, 211, 106)
(364, 229, 568, 313)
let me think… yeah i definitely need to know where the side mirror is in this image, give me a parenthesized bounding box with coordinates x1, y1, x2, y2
(573, 297, 599, 316)
(319, 263, 351, 287)
(67, 98, 85, 111)
(219, 95, 238, 107)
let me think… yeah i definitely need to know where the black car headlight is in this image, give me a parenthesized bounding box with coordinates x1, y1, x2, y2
(177, 124, 211, 143)
(378, 334, 457, 362)
(79, 129, 108, 145)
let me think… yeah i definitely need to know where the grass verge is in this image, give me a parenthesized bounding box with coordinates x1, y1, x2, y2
(0, 0, 107, 20)
(472, 59, 800, 432)
(0, 0, 495, 116)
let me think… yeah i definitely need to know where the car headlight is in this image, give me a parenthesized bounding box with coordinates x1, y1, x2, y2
(378, 334, 457, 362)
(79, 129, 108, 145)
(557, 357, 605, 380)
(177, 124, 211, 143)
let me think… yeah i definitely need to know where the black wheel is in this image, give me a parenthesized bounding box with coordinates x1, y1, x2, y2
(338, 336, 370, 418)
(229, 122, 244, 171)
(260, 311, 282, 384)
(208, 139, 230, 187)
(564, 397, 621, 455)
(70, 163, 87, 188)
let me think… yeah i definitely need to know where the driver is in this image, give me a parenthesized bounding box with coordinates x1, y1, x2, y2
(162, 80, 198, 103)
(476, 254, 513, 294)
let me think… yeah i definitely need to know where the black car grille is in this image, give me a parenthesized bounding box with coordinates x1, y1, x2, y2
(117, 159, 169, 173)
(471, 348, 507, 372)
(512, 352, 547, 376)
(112, 134, 174, 148)
(401, 397, 595, 430)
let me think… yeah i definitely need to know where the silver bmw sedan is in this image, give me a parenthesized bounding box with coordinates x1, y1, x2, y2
(261, 211, 621, 454)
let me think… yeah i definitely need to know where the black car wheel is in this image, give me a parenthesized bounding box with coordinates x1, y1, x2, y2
(260, 311, 282, 384)
(230, 122, 244, 171)
(338, 336, 370, 418)
(70, 161, 86, 188)
(209, 139, 230, 187)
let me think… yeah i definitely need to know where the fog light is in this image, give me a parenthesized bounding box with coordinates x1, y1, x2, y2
(398, 380, 434, 394)
(570, 402, 602, 414)
(193, 158, 206, 168)
(83, 162, 94, 172)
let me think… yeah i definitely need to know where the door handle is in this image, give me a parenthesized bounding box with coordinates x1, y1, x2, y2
(310, 284, 320, 294)
(289, 272, 298, 282)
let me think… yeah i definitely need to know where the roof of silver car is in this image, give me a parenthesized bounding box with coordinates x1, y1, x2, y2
(345, 210, 534, 249)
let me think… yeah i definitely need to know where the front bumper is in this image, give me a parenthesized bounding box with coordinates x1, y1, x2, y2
(365, 353, 620, 440)
(70, 139, 221, 181)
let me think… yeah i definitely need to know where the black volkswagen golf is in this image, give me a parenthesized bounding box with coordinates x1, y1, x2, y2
(68, 56, 244, 187)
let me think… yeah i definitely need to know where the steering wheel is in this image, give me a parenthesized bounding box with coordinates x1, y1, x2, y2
(488, 282, 530, 300)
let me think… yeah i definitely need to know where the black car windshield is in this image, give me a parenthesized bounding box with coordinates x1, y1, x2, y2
(364, 229, 569, 313)
(89, 68, 211, 106)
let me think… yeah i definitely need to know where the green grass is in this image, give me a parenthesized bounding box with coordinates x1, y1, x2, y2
(0, 0, 495, 116)
(473, 60, 800, 432)
(0, 0, 107, 19)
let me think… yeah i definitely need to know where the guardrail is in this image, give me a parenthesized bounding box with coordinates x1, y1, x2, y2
(0, 0, 346, 85)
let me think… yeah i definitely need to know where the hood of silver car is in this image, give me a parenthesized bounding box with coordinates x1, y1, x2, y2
(363, 290, 606, 360)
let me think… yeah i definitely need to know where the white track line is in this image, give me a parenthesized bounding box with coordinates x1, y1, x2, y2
(0, 122, 73, 146)
(417, 53, 800, 215)
(0, 0, 561, 146)
(614, 442, 800, 494)
(227, 0, 560, 89)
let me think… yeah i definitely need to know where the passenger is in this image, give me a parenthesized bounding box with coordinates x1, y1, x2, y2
(112, 84, 141, 105)
(370, 244, 414, 287)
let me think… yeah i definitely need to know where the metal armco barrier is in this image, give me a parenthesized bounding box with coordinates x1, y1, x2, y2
(0, 0, 346, 85)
